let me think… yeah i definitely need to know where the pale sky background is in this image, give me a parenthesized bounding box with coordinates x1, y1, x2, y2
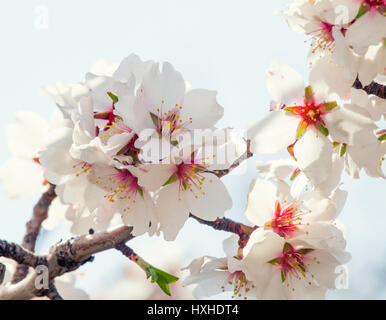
(0, 0, 385, 299)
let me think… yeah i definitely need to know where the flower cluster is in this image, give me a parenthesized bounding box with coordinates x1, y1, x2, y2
(183, 180, 350, 299)
(183, 0, 385, 300)
(37, 54, 243, 240)
(0, 0, 385, 301)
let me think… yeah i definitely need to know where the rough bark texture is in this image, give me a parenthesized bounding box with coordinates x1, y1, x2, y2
(0, 225, 134, 299)
(353, 77, 386, 99)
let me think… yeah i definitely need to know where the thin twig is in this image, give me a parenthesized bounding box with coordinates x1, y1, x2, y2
(189, 213, 257, 250)
(211, 140, 253, 178)
(12, 184, 57, 284)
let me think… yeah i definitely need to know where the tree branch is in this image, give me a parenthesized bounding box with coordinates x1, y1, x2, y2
(211, 139, 253, 178)
(0, 240, 46, 268)
(0, 225, 134, 300)
(189, 213, 257, 251)
(12, 184, 57, 284)
(42, 282, 63, 300)
(353, 77, 386, 99)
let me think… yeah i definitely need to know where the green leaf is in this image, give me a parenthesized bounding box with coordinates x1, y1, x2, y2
(284, 106, 302, 115)
(340, 143, 347, 157)
(162, 173, 178, 186)
(355, 5, 369, 19)
(296, 121, 308, 138)
(281, 269, 286, 283)
(137, 187, 144, 198)
(297, 263, 306, 274)
(283, 242, 293, 253)
(298, 248, 314, 255)
(181, 180, 187, 190)
(333, 141, 340, 149)
(316, 122, 329, 136)
(378, 133, 386, 141)
(321, 101, 337, 112)
(150, 112, 160, 127)
(290, 168, 301, 181)
(107, 92, 119, 104)
(267, 258, 280, 266)
(304, 85, 314, 104)
(145, 266, 179, 296)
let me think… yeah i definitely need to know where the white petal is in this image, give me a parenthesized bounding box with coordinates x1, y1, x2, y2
(141, 62, 186, 115)
(266, 62, 304, 105)
(0, 158, 45, 198)
(248, 110, 299, 154)
(256, 158, 297, 180)
(113, 53, 154, 85)
(326, 104, 377, 147)
(155, 183, 190, 240)
(245, 179, 277, 227)
(131, 163, 176, 192)
(346, 13, 386, 55)
(179, 89, 223, 129)
(294, 129, 333, 187)
(185, 173, 232, 221)
(6, 111, 49, 158)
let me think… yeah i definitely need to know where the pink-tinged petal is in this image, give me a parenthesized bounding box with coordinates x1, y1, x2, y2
(266, 62, 304, 105)
(248, 111, 299, 154)
(294, 129, 334, 186)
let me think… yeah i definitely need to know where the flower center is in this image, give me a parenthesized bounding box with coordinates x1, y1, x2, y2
(94, 107, 117, 129)
(153, 101, 192, 138)
(175, 162, 208, 196)
(361, 0, 386, 13)
(73, 161, 92, 177)
(265, 201, 303, 237)
(96, 168, 142, 204)
(284, 86, 337, 138)
(309, 21, 335, 53)
(221, 270, 254, 300)
(268, 243, 316, 289)
(99, 117, 132, 144)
